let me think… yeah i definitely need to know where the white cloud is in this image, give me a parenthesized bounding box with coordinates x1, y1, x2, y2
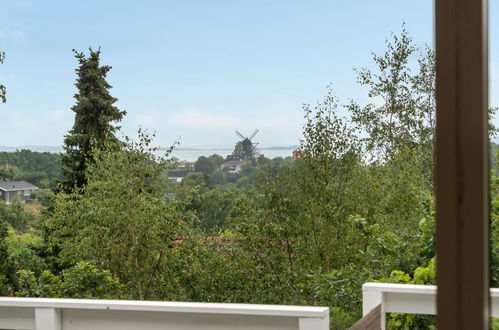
(49, 108, 73, 129)
(0, 30, 24, 41)
(136, 113, 158, 128)
(0, 106, 302, 147)
(7, 111, 39, 131)
(170, 109, 238, 130)
(166, 108, 302, 146)
(169, 108, 296, 132)
(120, 106, 303, 147)
(0, 107, 74, 146)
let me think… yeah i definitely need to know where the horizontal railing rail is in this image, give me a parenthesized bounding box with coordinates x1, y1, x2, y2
(0, 297, 329, 330)
(362, 283, 499, 329)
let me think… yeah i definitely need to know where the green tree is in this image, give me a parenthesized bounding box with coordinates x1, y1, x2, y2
(379, 258, 436, 329)
(232, 141, 242, 156)
(0, 218, 11, 294)
(0, 51, 6, 103)
(5, 228, 47, 284)
(0, 150, 63, 182)
(207, 154, 224, 168)
(345, 26, 438, 194)
(13, 172, 49, 188)
(0, 198, 39, 232)
(48, 133, 185, 299)
(347, 27, 425, 154)
(32, 189, 54, 207)
(61, 48, 126, 191)
(0, 164, 20, 181)
(181, 172, 208, 190)
(489, 153, 499, 287)
(345, 25, 436, 230)
(294, 87, 361, 270)
(194, 156, 215, 174)
(194, 187, 237, 234)
(219, 30, 439, 326)
(16, 262, 123, 299)
(208, 169, 227, 187)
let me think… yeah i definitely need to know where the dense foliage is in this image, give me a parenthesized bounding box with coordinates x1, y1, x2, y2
(49, 134, 188, 299)
(0, 150, 62, 188)
(1, 27, 498, 330)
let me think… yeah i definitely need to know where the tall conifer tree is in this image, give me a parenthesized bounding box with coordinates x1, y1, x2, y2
(61, 49, 126, 191)
(0, 51, 6, 103)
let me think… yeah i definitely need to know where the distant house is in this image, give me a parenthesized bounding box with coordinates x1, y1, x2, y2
(221, 159, 245, 174)
(176, 161, 194, 171)
(167, 161, 195, 182)
(0, 181, 39, 204)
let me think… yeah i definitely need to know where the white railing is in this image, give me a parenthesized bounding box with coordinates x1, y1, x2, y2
(0, 297, 329, 330)
(363, 282, 499, 329)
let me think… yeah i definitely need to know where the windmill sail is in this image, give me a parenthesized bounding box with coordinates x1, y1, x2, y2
(235, 130, 245, 140)
(248, 129, 259, 140)
(231, 128, 261, 160)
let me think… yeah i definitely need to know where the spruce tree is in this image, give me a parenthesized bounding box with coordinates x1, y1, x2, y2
(61, 49, 126, 191)
(0, 51, 6, 103)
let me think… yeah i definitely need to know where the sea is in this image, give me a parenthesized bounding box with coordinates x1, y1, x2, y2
(0, 146, 296, 162)
(169, 148, 294, 162)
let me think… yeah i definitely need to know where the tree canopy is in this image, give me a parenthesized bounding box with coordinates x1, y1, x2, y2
(60, 48, 126, 191)
(49, 134, 187, 299)
(5, 26, 497, 329)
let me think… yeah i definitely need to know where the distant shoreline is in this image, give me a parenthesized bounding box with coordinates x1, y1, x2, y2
(0, 146, 63, 153)
(159, 146, 298, 151)
(0, 145, 299, 153)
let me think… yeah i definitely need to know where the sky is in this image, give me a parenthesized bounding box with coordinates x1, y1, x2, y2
(0, 0, 497, 148)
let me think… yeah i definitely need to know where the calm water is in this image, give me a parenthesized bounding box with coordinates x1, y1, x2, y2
(0, 146, 295, 162)
(170, 148, 294, 162)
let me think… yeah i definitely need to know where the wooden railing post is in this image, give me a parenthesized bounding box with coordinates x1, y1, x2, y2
(362, 283, 385, 329)
(35, 308, 61, 330)
(299, 316, 329, 330)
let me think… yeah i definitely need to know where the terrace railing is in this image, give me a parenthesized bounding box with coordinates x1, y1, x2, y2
(361, 282, 499, 329)
(0, 297, 329, 330)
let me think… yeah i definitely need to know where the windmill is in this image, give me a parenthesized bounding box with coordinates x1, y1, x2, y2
(235, 129, 260, 160)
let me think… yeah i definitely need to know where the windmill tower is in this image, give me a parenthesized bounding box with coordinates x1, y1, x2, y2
(235, 129, 259, 160)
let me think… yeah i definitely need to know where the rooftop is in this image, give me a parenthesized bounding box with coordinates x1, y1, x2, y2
(0, 181, 39, 191)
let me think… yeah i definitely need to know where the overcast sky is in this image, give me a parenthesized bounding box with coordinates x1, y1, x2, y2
(0, 1, 497, 148)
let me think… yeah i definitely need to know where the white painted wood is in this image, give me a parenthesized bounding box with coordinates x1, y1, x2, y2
(35, 308, 61, 330)
(384, 291, 436, 315)
(362, 283, 499, 329)
(491, 288, 499, 317)
(62, 309, 299, 330)
(298, 316, 328, 330)
(0, 306, 35, 329)
(0, 298, 328, 330)
(362, 283, 437, 296)
(362, 283, 382, 316)
(0, 298, 328, 318)
(380, 292, 386, 330)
